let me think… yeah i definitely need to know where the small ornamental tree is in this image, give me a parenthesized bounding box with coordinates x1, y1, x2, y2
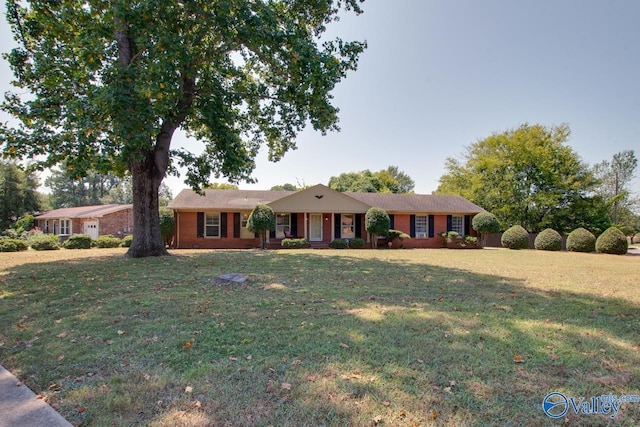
(472, 212, 500, 248)
(247, 204, 275, 249)
(365, 207, 390, 248)
(595, 226, 628, 255)
(501, 225, 530, 250)
(159, 207, 175, 248)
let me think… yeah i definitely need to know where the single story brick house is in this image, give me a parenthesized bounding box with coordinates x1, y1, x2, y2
(168, 184, 483, 249)
(34, 204, 134, 240)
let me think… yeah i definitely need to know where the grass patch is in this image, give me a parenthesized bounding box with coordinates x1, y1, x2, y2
(0, 248, 639, 425)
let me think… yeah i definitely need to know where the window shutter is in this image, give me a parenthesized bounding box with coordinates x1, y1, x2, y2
(355, 214, 362, 238)
(334, 214, 341, 238)
(428, 215, 435, 238)
(446, 215, 452, 231)
(389, 214, 395, 230)
(410, 215, 416, 238)
(197, 212, 204, 238)
(464, 215, 472, 235)
(269, 229, 276, 239)
(291, 214, 298, 236)
(220, 212, 227, 238)
(233, 213, 241, 238)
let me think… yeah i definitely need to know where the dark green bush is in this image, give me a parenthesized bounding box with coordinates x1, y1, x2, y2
(595, 227, 628, 255)
(566, 228, 596, 253)
(0, 238, 28, 252)
(349, 238, 365, 249)
(534, 228, 562, 251)
(501, 225, 529, 249)
(281, 238, 308, 249)
(96, 235, 123, 248)
(29, 233, 60, 251)
(247, 204, 275, 249)
(121, 235, 133, 247)
(329, 239, 348, 249)
(365, 207, 389, 248)
(63, 234, 93, 249)
(472, 212, 501, 247)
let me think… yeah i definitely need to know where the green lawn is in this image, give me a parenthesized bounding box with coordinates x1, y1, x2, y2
(1, 248, 638, 426)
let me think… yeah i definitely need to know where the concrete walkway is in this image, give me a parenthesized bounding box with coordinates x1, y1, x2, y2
(0, 365, 72, 427)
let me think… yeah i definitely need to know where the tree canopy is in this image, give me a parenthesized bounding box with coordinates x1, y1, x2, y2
(2, 0, 366, 257)
(328, 166, 415, 193)
(592, 150, 638, 226)
(0, 161, 42, 230)
(437, 123, 597, 232)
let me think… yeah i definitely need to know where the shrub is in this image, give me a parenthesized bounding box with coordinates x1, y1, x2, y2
(2, 228, 19, 239)
(472, 212, 501, 247)
(29, 233, 60, 251)
(329, 239, 348, 249)
(0, 238, 28, 252)
(365, 207, 390, 248)
(160, 207, 175, 247)
(13, 214, 35, 235)
(281, 238, 308, 249)
(96, 235, 123, 248)
(501, 225, 529, 249)
(566, 228, 596, 253)
(121, 235, 133, 247)
(349, 238, 365, 249)
(247, 204, 275, 249)
(534, 228, 562, 251)
(595, 227, 628, 255)
(63, 234, 93, 249)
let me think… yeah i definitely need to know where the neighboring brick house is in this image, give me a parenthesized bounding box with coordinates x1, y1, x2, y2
(168, 184, 483, 249)
(34, 204, 134, 240)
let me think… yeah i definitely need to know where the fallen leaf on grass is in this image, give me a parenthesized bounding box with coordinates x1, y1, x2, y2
(339, 343, 350, 349)
(57, 332, 67, 338)
(77, 405, 87, 414)
(307, 375, 316, 382)
(117, 330, 126, 335)
(281, 382, 292, 390)
(184, 386, 193, 393)
(431, 410, 438, 420)
(291, 359, 302, 365)
(514, 354, 525, 363)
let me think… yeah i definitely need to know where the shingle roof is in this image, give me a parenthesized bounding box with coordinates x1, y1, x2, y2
(34, 204, 133, 220)
(169, 186, 483, 214)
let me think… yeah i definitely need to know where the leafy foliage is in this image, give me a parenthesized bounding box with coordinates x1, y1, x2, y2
(63, 234, 93, 250)
(28, 233, 60, 251)
(566, 228, 596, 253)
(121, 234, 134, 248)
(595, 227, 628, 255)
(12, 214, 35, 235)
(159, 207, 175, 247)
(0, 237, 28, 252)
(96, 235, 123, 249)
(281, 238, 309, 249)
(592, 150, 638, 225)
(247, 204, 275, 249)
(0, 161, 41, 230)
(534, 228, 562, 251)
(472, 212, 500, 247)
(349, 238, 365, 248)
(45, 161, 121, 208)
(329, 238, 348, 249)
(328, 166, 415, 193)
(501, 225, 529, 250)
(365, 207, 389, 248)
(2, 0, 366, 257)
(437, 124, 597, 232)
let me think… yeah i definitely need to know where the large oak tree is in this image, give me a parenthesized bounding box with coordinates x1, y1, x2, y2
(1, 0, 366, 257)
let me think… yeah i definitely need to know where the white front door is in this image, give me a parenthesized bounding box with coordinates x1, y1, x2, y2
(84, 221, 99, 239)
(309, 214, 322, 242)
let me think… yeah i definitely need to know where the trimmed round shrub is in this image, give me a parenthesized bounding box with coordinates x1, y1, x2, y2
(472, 211, 501, 247)
(566, 228, 596, 253)
(501, 225, 529, 250)
(595, 227, 628, 255)
(121, 235, 133, 247)
(29, 233, 60, 251)
(329, 239, 348, 249)
(534, 228, 562, 251)
(0, 238, 27, 252)
(63, 234, 93, 250)
(95, 235, 123, 248)
(281, 238, 308, 249)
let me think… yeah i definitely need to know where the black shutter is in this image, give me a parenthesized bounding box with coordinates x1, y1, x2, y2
(389, 214, 395, 230)
(428, 215, 435, 238)
(234, 213, 241, 238)
(464, 215, 472, 236)
(197, 212, 204, 238)
(446, 215, 453, 231)
(410, 215, 416, 238)
(355, 214, 362, 238)
(291, 214, 298, 237)
(334, 214, 341, 238)
(269, 229, 276, 239)
(220, 212, 227, 238)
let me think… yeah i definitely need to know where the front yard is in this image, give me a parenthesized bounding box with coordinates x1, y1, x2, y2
(0, 248, 638, 426)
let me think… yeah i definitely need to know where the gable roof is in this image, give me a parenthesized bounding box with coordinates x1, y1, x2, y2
(169, 184, 483, 214)
(35, 204, 133, 220)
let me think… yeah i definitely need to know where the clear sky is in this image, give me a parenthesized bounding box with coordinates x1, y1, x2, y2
(1, 0, 639, 197)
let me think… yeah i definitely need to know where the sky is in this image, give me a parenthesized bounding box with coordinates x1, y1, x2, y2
(1, 0, 639, 197)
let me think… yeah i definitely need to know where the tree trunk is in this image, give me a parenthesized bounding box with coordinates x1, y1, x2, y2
(126, 156, 167, 258)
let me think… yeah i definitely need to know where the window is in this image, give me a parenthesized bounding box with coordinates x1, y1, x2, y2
(341, 214, 355, 238)
(415, 215, 428, 238)
(60, 219, 70, 235)
(276, 213, 291, 238)
(240, 212, 254, 238)
(205, 213, 220, 237)
(451, 215, 464, 235)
